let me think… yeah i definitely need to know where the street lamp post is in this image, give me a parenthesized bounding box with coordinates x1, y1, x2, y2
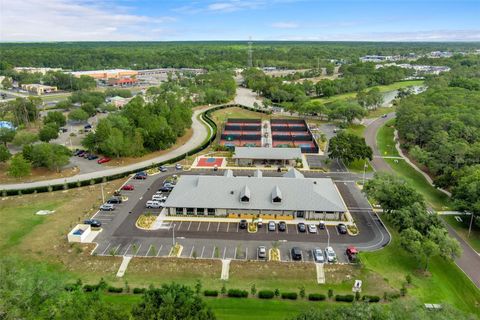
(172, 223, 176, 245)
(362, 160, 367, 186)
(101, 183, 105, 203)
(326, 225, 330, 248)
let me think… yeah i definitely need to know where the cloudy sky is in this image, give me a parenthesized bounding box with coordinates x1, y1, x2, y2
(1, 0, 479, 42)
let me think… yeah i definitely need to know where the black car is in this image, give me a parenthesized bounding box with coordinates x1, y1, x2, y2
(133, 171, 148, 179)
(76, 150, 86, 157)
(74, 149, 85, 156)
(107, 197, 122, 204)
(297, 222, 306, 233)
(291, 247, 302, 261)
(318, 221, 326, 230)
(84, 124, 92, 129)
(278, 221, 287, 232)
(159, 186, 173, 192)
(84, 219, 102, 228)
(239, 219, 247, 229)
(87, 154, 98, 160)
(337, 223, 348, 234)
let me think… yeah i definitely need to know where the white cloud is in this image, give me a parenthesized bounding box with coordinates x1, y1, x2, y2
(0, 0, 177, 41)
(271, 21, 298, 29)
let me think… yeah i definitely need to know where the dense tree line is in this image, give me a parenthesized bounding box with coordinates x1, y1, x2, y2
(364, 173, 461, 271)
(0, 42, 477, 70)
(3, 70, 95, 91)
(82, 93, 192, 157)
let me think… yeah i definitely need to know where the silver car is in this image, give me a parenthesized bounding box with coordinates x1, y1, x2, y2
(325, 246, 336, 263)
(268, 221, 276, 231)
(312, 248, 325, 263)
(100, 203, 114, 211)
(258, 246, 267, 259)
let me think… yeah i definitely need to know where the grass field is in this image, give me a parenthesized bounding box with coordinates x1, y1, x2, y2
(210, 107, 269, 125)
(310, 80, 424, 105)
(361, 222, 480, 316)
(443, 215, 480, 253)
(376, 120, 451, 210)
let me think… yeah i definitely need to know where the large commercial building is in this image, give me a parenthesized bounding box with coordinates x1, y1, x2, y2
(163, 169, 347, 220)
(14, 67, 62, 75)
(233, 147, 302, 166)
(21, 84, 58, 95)
(70, 69, 138, 79)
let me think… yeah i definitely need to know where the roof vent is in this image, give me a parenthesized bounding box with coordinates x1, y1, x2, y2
(230, 190, 234, 195)
(313, 181, 317, 184)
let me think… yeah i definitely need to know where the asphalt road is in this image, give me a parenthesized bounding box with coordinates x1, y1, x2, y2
(364, 112, 395, 172)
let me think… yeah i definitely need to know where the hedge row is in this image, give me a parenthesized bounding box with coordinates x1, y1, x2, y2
(133, 288, 146, 294)
(335, 294, 355, 302)
(281, 292, 298, 300)
(258, 290, 275, 299)
(362, 295, 381, 302)
(107, 286, 123, 293)
(204, 290, 219, 297)
(308, 293, 326, 301)
(227, 289, 248, 298)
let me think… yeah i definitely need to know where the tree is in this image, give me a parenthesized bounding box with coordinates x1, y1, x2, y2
(327, 101, 367, 124)
(44, 111, 66, 127)
(132, 283, 216, 320)
(12, 131, 38, 146)
(1, 76, 13, 89)
(0, 127, 16, 146)
(0, 144, 12, 162)
(68, 108, 89, 122)
(23, 143, 71, 171)
(452, 165, 480, 228)
(328, 132, 372, 165)
(8, 153, 31, 177)
(38, 124, 59, 142)
(400, 228, 440, 271)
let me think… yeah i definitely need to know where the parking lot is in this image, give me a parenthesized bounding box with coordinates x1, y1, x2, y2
(90, 169, 390, 264)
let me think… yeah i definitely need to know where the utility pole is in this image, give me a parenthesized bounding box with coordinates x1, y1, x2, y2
(362, 160, 367, 186)
(101, 183, 105, 203)
(247, 36, 253, 68)
(468, 212, 475, 238)
(172, 223, 176, 245)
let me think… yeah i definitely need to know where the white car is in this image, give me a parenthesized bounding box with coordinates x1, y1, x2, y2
(325, 246, 336, 263)
(99, 203, 115, 211)
(308, 224, 317, 233)
(152, 194, 167, 202)
(145, 200, 163, 208)
(175, 163, 182, 170)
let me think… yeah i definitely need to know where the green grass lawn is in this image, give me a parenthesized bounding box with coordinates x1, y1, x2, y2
(344, 124, 366, 137)
(368, 106, 395, 119)
(311, 80, 424, 105)
(376, 120, 450, 210)
(361, 222, 480, 316)
(443, 215, 480, 253)
(211, 107, 268, 125)
(347, 159, 373, 174)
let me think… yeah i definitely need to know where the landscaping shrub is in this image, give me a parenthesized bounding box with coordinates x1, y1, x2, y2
(204, 290, 219, 297)
(386, 292, 401, 301)
(83, 284, 98, 292)
(258, 290, 275, 299)
(335, 294, 354, 302)
(107, 286, 123, 293)
(227, 289, 248, 298)
(328, 288, 334, 299)
(308, 293, 326, 301)
(281, 292, 298, 300)
(133, 288, 146, 294)
(362, 295, 380, 302)
(64, 284, 78, 291)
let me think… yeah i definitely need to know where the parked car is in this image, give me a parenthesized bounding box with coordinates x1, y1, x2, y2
(163, 182, 175, 188)
(308, 224, 317, 233)
(107, 197, 122, 204)
(84, 219, 102, 228)
(159, 166, 167, 172)
(175, 163, 182, 170)
(257, 246, 267, 259)
(318, 221, 325, 230)
(59, 127, 68, 133)
(74, 149, 85, 156)
(77, 150, 87, 157)
(159, 186, 173, 192)
(145, 200, 162, 208)
(100, 203, 115, 211)
(133, 172, 148, 180)
(256, 218, 263, 228)
(278, 221, 287, 232)
(297, 222, 306, 233)
(87, 154, 98, 160)
(152, 194, 167, 202)
(121, 184, 135, 191)
(268, 221, 276, 231)
(381, 114, 388, 118)
(346, 246, 358, 263)
(291, 247, 302, 261)
(312, 248, 325, 263)
(97, 157, 111, 164)
(239, 220, 247, 229)
(325, 246, 336, 263)
(84, 124, 92, 129)
(337, 223, 348, 234)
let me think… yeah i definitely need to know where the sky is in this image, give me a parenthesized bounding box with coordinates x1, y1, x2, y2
(1, 0, 480, 42)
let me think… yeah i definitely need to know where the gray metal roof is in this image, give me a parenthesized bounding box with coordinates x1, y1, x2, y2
(233, 147, 302, 160)
(164, 172, 346, 212)
(283, 168, 304, 179)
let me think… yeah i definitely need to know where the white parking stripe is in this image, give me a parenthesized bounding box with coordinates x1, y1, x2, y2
(187, 221, 192, 231)
(145, 245, 152, 257)
(113, 244, 121, 256)
(233, 247, 237, 259)
(134, 244, 142, 256)
(101, 243, 111, 255)
(156, 245, 163, 257)
(189, 246, 195, 257)
(200, 246, 205, 258)
(286, 225, 289, 234)
(123, 244, 132, 255)
(216, 222, 221, 232)
(211, 247, 215, 259)
(245, 247, 248, 260)
(226, 222, 230, 232)
(222, 247, 226, 259)
(177, 221, 183, 230)
(207, 222, 211, 232)
(197, 222, 202, 231)
(236, 223, 239, 232)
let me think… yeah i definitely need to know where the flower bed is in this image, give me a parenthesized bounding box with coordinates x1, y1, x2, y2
(268, 248, 281, 261)
(347, 224, 359, 236)
(136, 214, 157, 230)
(247, 222, 257, 233)
(146, 168, 160, 176)
(169, 243, 183, 257)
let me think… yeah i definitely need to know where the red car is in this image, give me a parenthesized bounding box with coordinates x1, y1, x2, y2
(97, 157, 111, 164)
(121, 184, 135, 191)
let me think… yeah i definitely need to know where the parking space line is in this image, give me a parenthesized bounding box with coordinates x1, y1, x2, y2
(156, 245, 163, 257)
(197, 222, 202, 231)
(296, 227, 299, 234)
(207, 222, 211, 232)
(233, 247, 237, 259)
(200, 246, 205, 258)
(177, 221, 183, 230)
(286, 225, 289, 234)
(236, 223, 239, 232)
(113, 244, 121, 255)
(189, 246, 195, 258)
(211, 247, 215, 259)
(145, 245, 152, 257)
(101, 243, 111, 255)
(226, 222, 230, 232)
(187, 221, 192, 231)
(123, 244, 132, 256)
(216, 222, 220, 232)
(222, 247, 226, 259)
(334, 226, 339, 236)
(134, 244, 142, 256)
(245, 247, 248, 260)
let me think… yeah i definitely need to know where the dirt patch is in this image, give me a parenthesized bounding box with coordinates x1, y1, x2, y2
(0, 163, 79, 184)
(104, 128, 193, 167)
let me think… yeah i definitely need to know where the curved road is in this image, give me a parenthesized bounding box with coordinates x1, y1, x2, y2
(364, 113, 480, 289)
(0, 107, 214, 191)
